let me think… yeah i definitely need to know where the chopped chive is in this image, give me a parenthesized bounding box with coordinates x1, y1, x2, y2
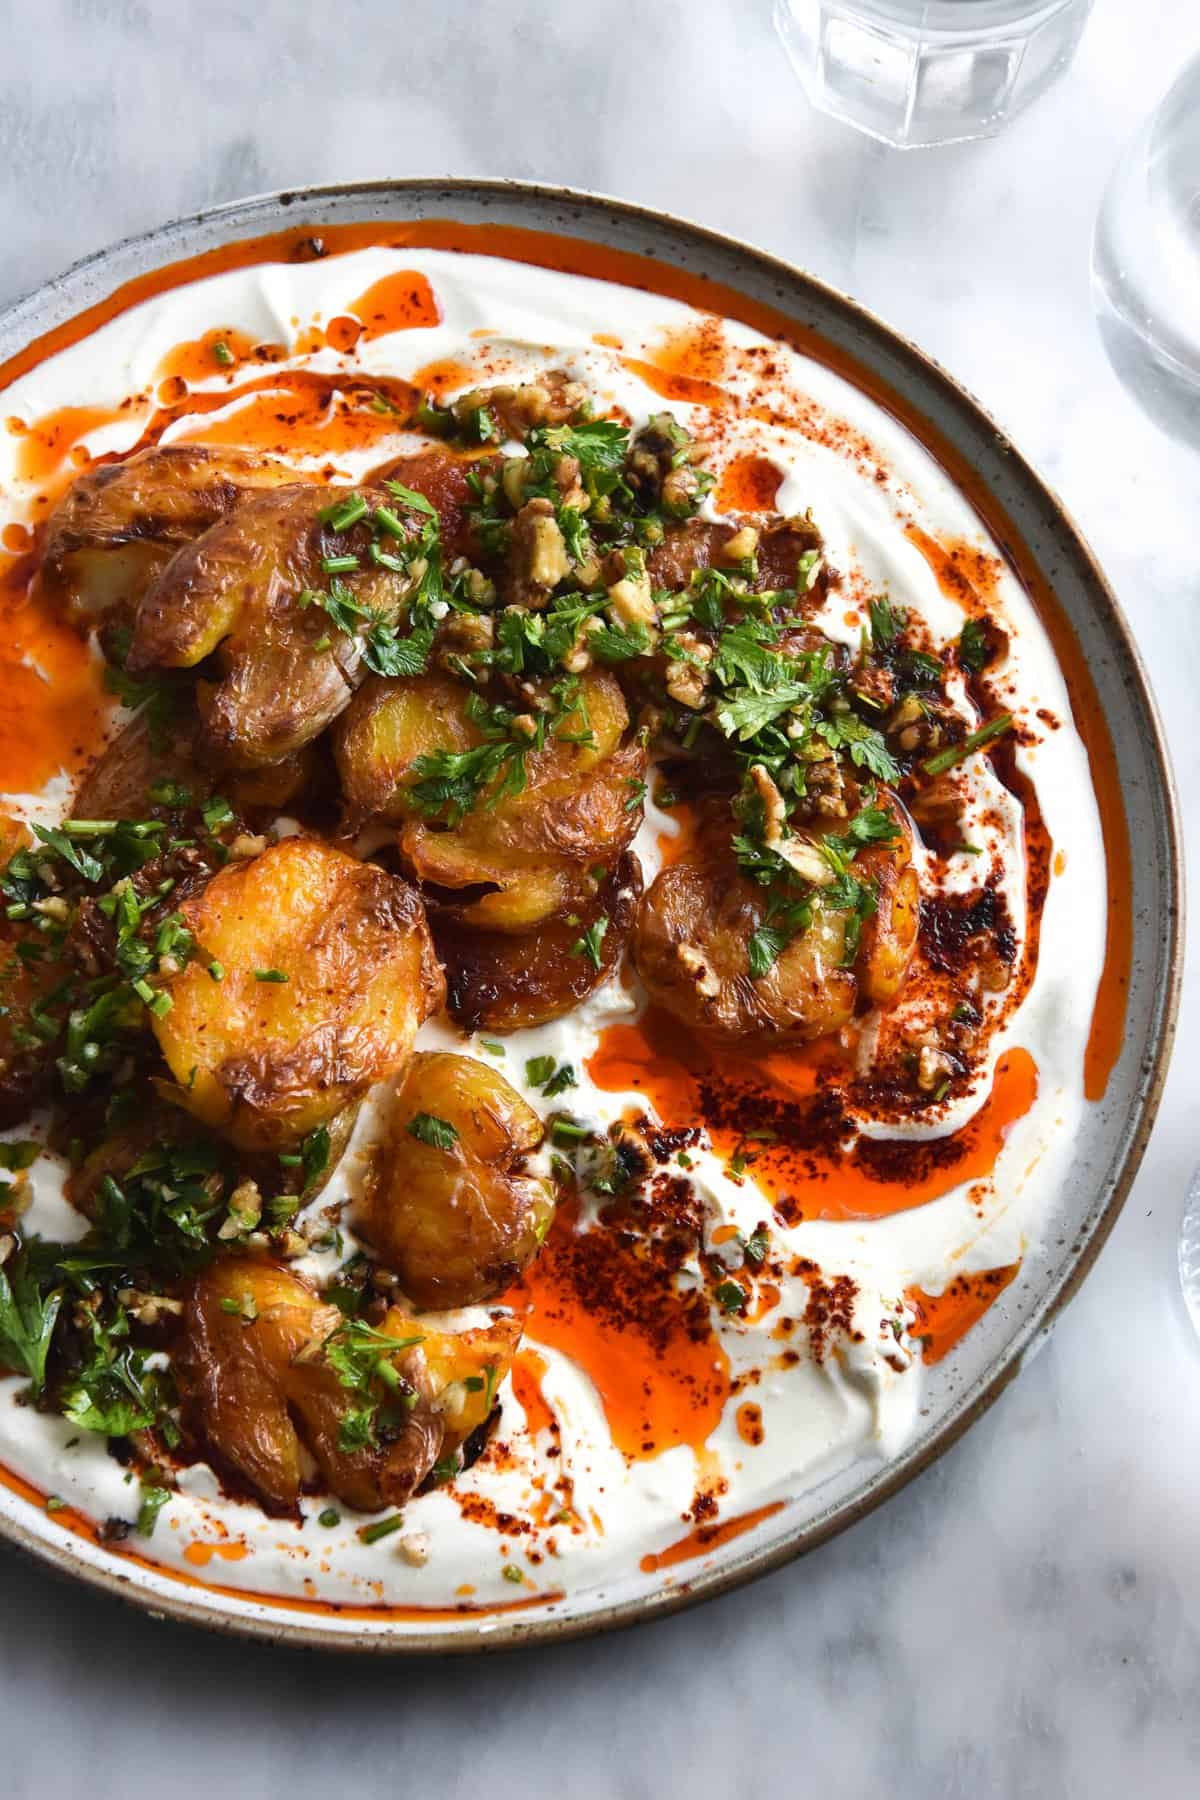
(212, 339, 235, 367)
(501, 1563, 525, 1584)
(318, 493, 368, 531)
(312, 634, 332, 652)
(367, 542, 407, 573)
(357, 1512, 406, 1545)
(318, 1507, 341, 1529)
(254, 968, 288, 983)
(480, 1040, 506, 1057)
(922, 713, 1014, 777)
(321, 554, 360, 574)
(550, 1118, 589, 1146)
(45, 1494, 66, 1513)
(207, 960, 224, 982)
(373, 505, 408, 539)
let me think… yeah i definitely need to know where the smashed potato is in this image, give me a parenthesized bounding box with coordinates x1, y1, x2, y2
(180, 1259, 435, 1512)
(636, 799, 921, 1044)
(153, 837, 443, 1151)
(72, 708, 315, 824)
(362, 1052, 554, 1307)
(64, 1097, 357, 1225)
(129, 484, 412, 768)
(634, 835, 857, 1046)
(337, 667, 643, 929)
(433, 854, 642, 1032)
(180, 1258, 522, 1511)
(334, 670, 481, 826)
(35, 443, 300, 634)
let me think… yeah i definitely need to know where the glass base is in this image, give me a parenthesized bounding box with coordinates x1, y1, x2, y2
(773, 0, 1093, 149)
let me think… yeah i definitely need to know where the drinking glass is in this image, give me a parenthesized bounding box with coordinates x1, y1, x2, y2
(1092, 51, 1200, 447)
(773, 0, 1094, 148)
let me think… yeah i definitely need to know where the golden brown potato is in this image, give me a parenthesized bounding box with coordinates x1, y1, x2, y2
(335, 666, 629, 828)
(129, 484, 412, 769)
(153, 837, 443, 1151)
(179, 1259, 435, 1512)
(73, 709, 315, 824)
(337, 667, 644, 930)
(334, 670, 481, 826)
(366, 447, 494, 560)
(35, 444, 301, 633)
(179, 1259, 522, 1511)
(362, 1052, 553, 1308)
(72, 710, 204, 821)
(634, 835, 857, 1046)
(433, 853, 642, 1032)
(855, 822, 920, 1007)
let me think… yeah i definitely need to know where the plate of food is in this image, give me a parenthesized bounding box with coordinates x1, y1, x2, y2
(0, 182, 1180, 1650)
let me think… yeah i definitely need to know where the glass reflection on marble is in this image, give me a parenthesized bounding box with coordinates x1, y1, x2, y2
(1092, 52, 1200, 449)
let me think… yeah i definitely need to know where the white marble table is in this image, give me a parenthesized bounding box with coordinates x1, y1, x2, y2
(1, 2, 1197, 1794)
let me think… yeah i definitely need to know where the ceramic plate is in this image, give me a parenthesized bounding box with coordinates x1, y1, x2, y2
(0, 182, 1181, 1650)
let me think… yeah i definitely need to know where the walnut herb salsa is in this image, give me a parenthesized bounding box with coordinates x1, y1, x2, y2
(0, 366, 1019, 1534)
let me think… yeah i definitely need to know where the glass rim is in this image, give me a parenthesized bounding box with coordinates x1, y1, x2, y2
(815, 0, 1089, 28)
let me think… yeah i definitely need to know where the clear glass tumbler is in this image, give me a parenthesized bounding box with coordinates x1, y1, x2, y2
(1092, 52, 1200, 448)
(773, 0, 1094, 148)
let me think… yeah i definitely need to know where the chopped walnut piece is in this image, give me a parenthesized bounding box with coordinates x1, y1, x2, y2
(665, 637, 712, 709)
(917, 1045, 954, 1092)
(506, 497, 570, 608)
(677, 942, 721, 998)
(718, 524, 760, 566)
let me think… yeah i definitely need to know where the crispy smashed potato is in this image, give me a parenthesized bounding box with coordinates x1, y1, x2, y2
(636, 801, 921, 1043)
(180, 1260, 433, 1512)
(153, 837, 443, 1151)
(635, 832, 857, 1046)
(129, 484, 411, 768)
(180, 1258, 521, 1511)
(334, 670, 480, 826)
(367, 447, 493, 560)
(337, 667, 644, 929)
(72, 709, 316, 824)
(648, 514, 826, 597)
(362, 1052, 554, 1307)
(35, 444, 300, 634)
(434, 854, 642, 1032)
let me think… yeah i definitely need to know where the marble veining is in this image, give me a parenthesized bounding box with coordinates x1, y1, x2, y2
(0, 2, 1197, 1796)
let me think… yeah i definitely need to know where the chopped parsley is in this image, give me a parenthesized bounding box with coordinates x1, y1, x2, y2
(407, 1113, 459, 1151)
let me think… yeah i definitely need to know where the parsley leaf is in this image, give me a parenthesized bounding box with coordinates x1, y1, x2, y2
(959, 617, 989, 674)
(747, 924, 792, 979)
(868, 596, 902, 647)
(0, 1247, 62, 1395)
(816, 713, 901, 782)
(362, 618, 433, 678)
(407, 1113, 459, 1151)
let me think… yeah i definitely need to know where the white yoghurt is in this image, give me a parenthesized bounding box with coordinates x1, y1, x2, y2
(0, 246, 1106, 1621)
